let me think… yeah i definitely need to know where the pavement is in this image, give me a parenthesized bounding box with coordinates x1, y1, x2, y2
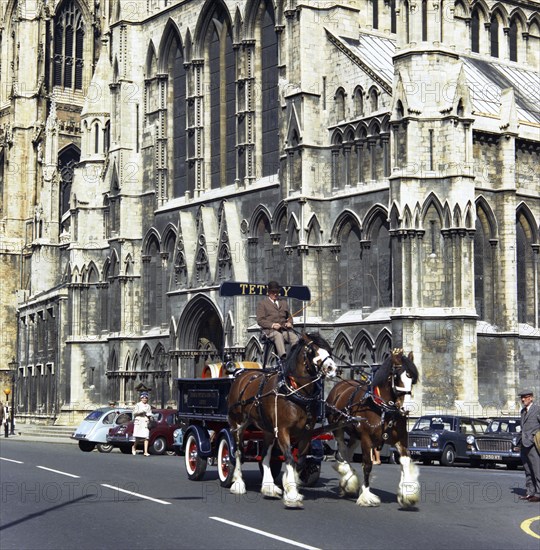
(0, 426, 76, 445)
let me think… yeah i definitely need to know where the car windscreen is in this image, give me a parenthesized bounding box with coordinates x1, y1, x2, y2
(116, 413, 132, 425)
(488, 420, 521, 433)
(83, 410, 105, 421)
(413, 417, 452, 431)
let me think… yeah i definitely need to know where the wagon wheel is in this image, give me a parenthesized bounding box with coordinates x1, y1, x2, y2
(298, 460, 321, 487)
(97, 443, 114, 453)
(184, 433, 207, 481)
(217, 437, 235, 488)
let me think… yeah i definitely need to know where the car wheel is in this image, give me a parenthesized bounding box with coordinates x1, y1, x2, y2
(441, 446, 456, 466)
(97, 443, 114, 453)
(184, 434, 207, 481)
(217, 437, 235, 488)
(150, 436, 167, 455)
(119, 446, 132, 455)
(78, 441, 96, 452)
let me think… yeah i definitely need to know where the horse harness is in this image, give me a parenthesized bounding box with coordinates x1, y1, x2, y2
(326, 364, 409, 435)
(228, 340, 327, 435)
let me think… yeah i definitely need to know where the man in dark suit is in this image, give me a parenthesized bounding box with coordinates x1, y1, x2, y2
(256, 281, 298, 359)
(518, 389, 540, 502)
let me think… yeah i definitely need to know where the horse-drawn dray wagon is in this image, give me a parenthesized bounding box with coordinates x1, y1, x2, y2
(176, 372, 331, 488)
(175, 281, 421, 509)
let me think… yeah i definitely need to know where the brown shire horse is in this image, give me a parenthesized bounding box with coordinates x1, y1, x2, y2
(227, 333, 337, 508)
(326, 348, 420, 508)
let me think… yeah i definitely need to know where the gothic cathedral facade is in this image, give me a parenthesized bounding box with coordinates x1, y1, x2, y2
(0, 0, 538, 422)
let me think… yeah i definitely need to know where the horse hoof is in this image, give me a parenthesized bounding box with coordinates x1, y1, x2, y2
(284, 499, 304, 509)
(230, 481, 247, 495)
(261, 484, 282, 499)
(398, 493, 420, 508)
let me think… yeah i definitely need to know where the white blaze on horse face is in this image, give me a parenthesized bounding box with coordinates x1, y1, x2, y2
(395, 370, 413, 394)
(314, 348, 337, 378)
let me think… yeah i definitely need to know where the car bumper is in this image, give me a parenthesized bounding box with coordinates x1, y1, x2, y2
(106, 436, 135, 445)
(467, 451, 520, 463)
(409, 448, 441, 459)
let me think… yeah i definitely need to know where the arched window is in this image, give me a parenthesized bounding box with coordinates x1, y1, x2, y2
(516, 214, 536, 325)
(165, 33, 187, 198)
(337, 222, 362, 310)
(471, 9, 480, 53)
(390, 0, 397, 34)
(257, 1, 279, 176)
(508, 19, 518, 62)
(369, 88, 379, 112)
(474, 207, 495, 322)
(143, 237, 163, 327)
(94, 122, 100, 153)
(58, 145, 80, 234)
(335, 88, 346, 123)
(206, 10, 236, 189)
(53, 0, 85, 90)
(366, 216, 392, 310)
(422, 0, 428, 41)
(354, 87, 364, 117)
(490, 15, 499, 57)
(372, 0, 379, 30)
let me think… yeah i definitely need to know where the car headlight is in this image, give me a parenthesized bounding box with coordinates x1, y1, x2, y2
(430, 433, 439, 442)
(466, 435, 475, 445)
(512, 436, 519, 446)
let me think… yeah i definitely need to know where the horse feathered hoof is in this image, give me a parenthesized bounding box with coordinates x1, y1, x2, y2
(334, 461, 359, 496)
(261, 483, 283, 498)
(283, 498, 304, 509)
(356, 486, 381, 507)
(230, 480, 247, 495)
(398, 482, 420, 508)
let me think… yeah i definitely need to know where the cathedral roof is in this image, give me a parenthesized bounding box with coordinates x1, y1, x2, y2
(331, 30, 540, 126)
(461, 56, 540, 124)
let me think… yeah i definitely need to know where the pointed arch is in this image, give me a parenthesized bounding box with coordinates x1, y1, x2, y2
(352, 330, 375, 365)
(475, 197, 498, 322)
(333, 332, 352, 365)
(145, 41, 158, 77)
(331, 210, 362, 244)
(516, 204, 538, 325)
(373, 328, 392, 363)
(306, 215, 322, 246)
(176, 294, 224, 376)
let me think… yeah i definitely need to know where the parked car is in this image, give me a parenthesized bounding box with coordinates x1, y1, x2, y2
(72, 407, 132, 452)
(408, 415, 489, 466)
(107, 409, 181, 455)
(466, 416, 521, 469)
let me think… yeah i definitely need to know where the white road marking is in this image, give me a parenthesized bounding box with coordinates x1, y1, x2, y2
(0, 457, 24, 464)
(101, 483, 170, 505)
(210, 516, 322, 550)
(37, 466, 80, 478)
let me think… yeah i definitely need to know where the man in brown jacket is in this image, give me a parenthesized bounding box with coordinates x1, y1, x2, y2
(256, 281, 298, 359)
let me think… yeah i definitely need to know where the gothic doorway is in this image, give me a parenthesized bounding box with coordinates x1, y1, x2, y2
(176, 295, 223, 377)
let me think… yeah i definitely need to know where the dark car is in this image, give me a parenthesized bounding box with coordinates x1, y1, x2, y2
(466, 417, 521, 469)
(408, 415, 489, 466)
(107, 409, 181, 455)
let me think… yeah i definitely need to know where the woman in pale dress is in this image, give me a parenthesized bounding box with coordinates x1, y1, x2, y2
(132, 392, 152, 456)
